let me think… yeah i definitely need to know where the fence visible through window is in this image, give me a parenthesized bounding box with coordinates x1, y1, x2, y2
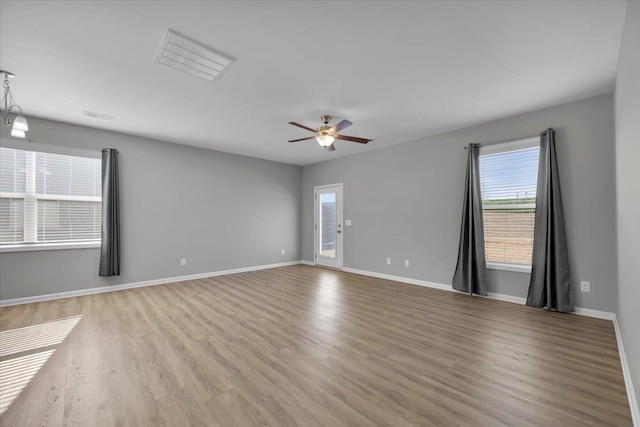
(479, 143, 540, 266)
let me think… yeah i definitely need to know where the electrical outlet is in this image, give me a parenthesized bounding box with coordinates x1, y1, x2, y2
(180, 258, 187, 266)
(281, 249, 285, 255)
(386, 257, 391, 265)
(404, 259, 409, 267)
(580, 281, 590, 293)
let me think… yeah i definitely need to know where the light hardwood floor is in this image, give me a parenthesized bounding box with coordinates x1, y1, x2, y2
(0, 265, 632, 426)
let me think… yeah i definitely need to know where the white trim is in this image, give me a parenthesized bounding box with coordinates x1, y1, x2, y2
(342, 267, 453, 292)
(483, 292, 526, 305)
(487, 261, 532, 274)
(483, 203, 536, 210)
(341, 266, 615, 319)
(0, 260, 302, 307)
(0, 192, 101, 203)
(0, 136, 102, 159)
(4, 258, 605, 323)
(573, 306, 616, 321)
(479, 136, 539, 156)
(313, 183, 344, 190)
(36, 194, 102, 202)
(0, 241, 101, 253)
(613, 315, 640, 426)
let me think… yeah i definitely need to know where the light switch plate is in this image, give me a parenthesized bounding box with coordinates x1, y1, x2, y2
(345, 219, 352, 226)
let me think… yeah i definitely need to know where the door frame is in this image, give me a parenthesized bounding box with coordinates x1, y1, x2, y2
(313, 183, 344, 269)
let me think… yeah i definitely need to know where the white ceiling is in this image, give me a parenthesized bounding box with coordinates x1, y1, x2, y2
(0, 1, 627, 165)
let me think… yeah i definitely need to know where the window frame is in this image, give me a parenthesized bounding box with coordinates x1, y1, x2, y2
(0, 137, 102, 253)
(479, 136, 539, 273)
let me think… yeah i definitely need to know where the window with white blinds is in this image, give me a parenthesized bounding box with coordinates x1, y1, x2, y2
(479, 138, 540, 266)
(0, 146, 101, 247)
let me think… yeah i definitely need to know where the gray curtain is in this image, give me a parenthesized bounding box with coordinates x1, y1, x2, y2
(99, 148, 120, 277)
(526, 129, 573, 312)
(452, 143, 487, 296)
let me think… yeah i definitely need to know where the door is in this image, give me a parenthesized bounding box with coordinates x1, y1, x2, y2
(314, 184, 343, 269)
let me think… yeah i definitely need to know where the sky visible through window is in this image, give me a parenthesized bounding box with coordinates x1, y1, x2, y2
(479, 147, 540, 201)
(320, 193, 336, 204)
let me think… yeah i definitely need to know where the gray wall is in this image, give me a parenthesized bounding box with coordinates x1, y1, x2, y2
(302, 93, 617, 312)
(615, 1, 640, 406)
(0, 117, 302, 300)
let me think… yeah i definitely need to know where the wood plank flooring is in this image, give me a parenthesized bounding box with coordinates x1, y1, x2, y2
(0, 265, 632, 426)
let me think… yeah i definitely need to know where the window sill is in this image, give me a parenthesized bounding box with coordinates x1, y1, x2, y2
(0, 241, 101, 253)
(486, 261, 532, 274)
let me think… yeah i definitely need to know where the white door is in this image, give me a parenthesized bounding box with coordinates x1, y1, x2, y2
(314, 184, 343, 269)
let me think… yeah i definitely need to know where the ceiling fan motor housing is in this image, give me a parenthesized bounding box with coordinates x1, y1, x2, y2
(318, 116, 334, 135)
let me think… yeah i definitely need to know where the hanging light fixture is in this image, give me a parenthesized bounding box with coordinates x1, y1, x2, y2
(315, 134, 335, 147)
(1, 70, 29, 139)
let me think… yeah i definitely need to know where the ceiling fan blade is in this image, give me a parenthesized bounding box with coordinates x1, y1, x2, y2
(288, 136, 316, 143)
(329, 119, 352, 133)
(335, 134, 370, 144)
(326, 143, 336, 152)
(288, 122, 317, 133)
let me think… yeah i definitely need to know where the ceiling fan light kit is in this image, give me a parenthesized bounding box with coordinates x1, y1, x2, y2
(1, 70, 29, 139)
(315, 134, 335, 147)
(288, 115, 371, 152)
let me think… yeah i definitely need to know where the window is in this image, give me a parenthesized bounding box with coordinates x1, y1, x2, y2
(0, 143, 101, 251)
(479, 137, 540, 270)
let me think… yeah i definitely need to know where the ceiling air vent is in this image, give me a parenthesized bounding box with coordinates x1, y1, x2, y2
(83, 110, 114, 120)
(154, 29, 235, 83)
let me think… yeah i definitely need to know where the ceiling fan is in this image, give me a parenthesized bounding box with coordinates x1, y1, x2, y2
(288, 115, 371, 151)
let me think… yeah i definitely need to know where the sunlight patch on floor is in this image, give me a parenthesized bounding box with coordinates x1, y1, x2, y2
(0, 350, 55, 413)
(0, 315, 82, 357)
(0, 315, 82, 414)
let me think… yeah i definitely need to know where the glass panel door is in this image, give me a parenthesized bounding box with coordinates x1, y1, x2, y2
(314, 184, 343, 269)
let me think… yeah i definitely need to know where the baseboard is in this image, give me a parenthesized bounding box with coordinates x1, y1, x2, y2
(613, 315, 640, 426)
(344, 267, 527, 305)
(574, 306, 616, 320)
(342, 266, 615, 320)
(484, 292, 527, 305)
(342, 267, 452, 292)
(0, 260, 303, 307)
(0, 259, 619, 325)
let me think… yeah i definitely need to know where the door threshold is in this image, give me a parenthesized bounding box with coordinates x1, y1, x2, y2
(312, 264, 343, 271)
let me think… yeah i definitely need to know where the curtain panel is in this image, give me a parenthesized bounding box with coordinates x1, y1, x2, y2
(526, 129, 573, 312)
(99, 148, 120, 277)
(452, 143, 488, 296)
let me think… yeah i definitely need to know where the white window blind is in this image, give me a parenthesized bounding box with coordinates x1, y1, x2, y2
(0, 146, 101, 246)
(479, 141, 540, 266)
